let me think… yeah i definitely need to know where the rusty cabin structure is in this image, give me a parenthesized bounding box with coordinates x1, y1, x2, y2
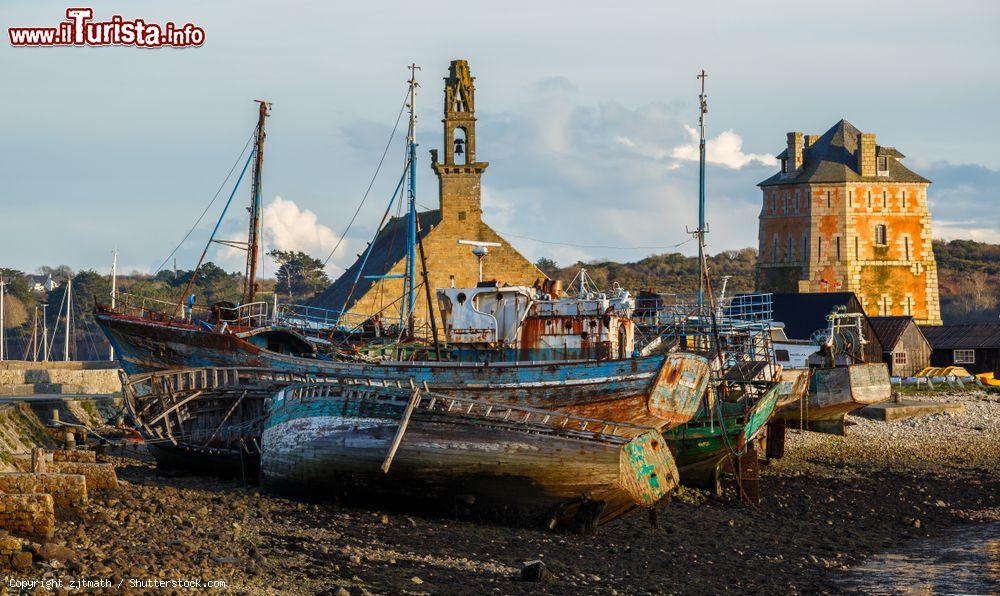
(920, 324, 1000, 377)
(868, 316, 931, 378)
(756, 120, 942, 325)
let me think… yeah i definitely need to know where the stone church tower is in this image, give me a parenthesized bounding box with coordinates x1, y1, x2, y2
(756, 120, 942, 325)
(312, 60, 545, 331)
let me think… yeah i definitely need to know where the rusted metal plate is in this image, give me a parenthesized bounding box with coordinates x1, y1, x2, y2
(647, 353, 711, 428)
(618, 431, 678, 506)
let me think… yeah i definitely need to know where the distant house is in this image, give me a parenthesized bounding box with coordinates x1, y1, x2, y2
(770, 292, 883, 363)
(920, 324, 1000, 376)
(868, 316, 931, 378)
(27, 274, 58, 293)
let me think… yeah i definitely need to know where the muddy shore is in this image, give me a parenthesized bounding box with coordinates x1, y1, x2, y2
(14, 391, 1000, 594)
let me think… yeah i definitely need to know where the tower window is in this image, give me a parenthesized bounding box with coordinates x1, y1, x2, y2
(787, 236, 794, 261)
(904, 296, 913, 316)
(902, 190, 908, 209)
(794, 190, 800, 212)
(903, 236, 911, 260)
(826, 191, 832, 208)
(878, 156, 889, 174)
(835, 236, 841, 261)
(783, 192, 788, 212)
(848, 190, 854, 207)
(803, 235, 809, 261)
(879, 295, 890, 316)
(882, 190, 887, 208)
(867, 191, 872, 209)
(773, 236, 779, 263)
(817, 237, 823, 260)
(781, 158, 788, 173)
(855, 236, 860, 259)
(875, 224, 888, 246)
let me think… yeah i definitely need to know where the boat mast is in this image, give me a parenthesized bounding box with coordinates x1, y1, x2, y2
(63, 277, 72, 361)
(0, 276, 5, 362)
(404, 64, 420, 335)
(243, 100, 271, 306)
(109, 248, 117, 361)
(696, 69, 709, 313)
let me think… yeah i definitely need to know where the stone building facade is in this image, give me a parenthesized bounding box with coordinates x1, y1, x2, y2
(756, 120, 942, 325)
(312, 60, 545, 330)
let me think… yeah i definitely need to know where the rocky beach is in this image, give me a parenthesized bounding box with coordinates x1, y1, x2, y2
(2, 390, 995, 594)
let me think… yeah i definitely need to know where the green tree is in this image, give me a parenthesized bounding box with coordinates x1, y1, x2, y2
(534, 257, 558, 277)
(268, 250, 330, 302)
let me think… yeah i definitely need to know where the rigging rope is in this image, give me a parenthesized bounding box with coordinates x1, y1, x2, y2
(493, 231, 695, 252)
(323, 90, 410, 269)
(154, 130, 257, 274)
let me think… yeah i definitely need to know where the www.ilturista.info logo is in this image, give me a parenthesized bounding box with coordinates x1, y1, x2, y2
(8, 8, 205, 48)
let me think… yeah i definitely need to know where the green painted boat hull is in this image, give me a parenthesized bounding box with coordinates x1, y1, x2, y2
(662, 384, 781, 490)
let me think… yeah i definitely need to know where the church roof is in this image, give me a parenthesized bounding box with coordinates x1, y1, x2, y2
(311, 209, 442, 314)
(758, 119, 930, 187)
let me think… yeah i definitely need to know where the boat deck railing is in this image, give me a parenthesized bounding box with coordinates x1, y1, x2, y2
(121, 366, 656, 445)
(281, 380, 654, 443)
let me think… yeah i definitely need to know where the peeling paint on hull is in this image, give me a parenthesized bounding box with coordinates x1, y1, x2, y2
(775, 363, 891, 434)
(260, 391, 679, 528)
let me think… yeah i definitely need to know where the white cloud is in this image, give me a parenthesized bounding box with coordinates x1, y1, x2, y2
(670, 126, 777, 169)
(214, 196, 347, 274)
(933, 221, 1000, 243)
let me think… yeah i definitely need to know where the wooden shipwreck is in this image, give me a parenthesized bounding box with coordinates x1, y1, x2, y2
(260, 381, 680, 530)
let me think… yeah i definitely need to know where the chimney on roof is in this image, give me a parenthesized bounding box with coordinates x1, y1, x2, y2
(786, 132, 803, 172)
(858, 132, 877, 177)
(805, 134, 820, 148)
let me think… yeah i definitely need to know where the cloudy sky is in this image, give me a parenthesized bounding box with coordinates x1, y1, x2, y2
(2, 0, 998, 277)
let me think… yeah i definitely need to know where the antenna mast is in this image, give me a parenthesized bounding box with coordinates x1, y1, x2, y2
(244, 100, 271, 306)
(404, 63, 420, 335)
(696, 70, 709, 312)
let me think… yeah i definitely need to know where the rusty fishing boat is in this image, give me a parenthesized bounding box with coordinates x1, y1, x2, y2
(772, 308, 891, 435)
(259, 380, 679, 530)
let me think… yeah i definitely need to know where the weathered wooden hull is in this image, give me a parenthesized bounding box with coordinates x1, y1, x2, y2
(260, 387, 679, 529)
(101, 312, 711, 430)
(663, 383, 780, 489)
(775, 368, 811, 409)
(775, 363, 891, 435)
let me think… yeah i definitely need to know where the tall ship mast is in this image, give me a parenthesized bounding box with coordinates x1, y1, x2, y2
(244, 100, 271, 305)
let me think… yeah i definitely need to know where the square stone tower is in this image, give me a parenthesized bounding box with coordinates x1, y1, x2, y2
(756, 119, 942, 325)
(312, 60, 545, 330)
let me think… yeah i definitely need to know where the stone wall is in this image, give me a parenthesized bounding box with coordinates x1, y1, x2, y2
(48, 462, 118, 494)
(0, 473, 87, 514)
(0, 361, 120, 395)
(0, 534, 32, 570)
(0, 493, 54, 539)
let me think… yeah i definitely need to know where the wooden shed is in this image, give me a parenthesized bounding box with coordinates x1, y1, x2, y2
(868, 316, 931, 378)
(920, 324, 1000, 377)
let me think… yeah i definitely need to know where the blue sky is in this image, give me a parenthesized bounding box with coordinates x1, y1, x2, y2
(2, 0, 998, 277)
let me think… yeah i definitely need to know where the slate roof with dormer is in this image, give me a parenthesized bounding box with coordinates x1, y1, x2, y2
(758, 119, 930, 187)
